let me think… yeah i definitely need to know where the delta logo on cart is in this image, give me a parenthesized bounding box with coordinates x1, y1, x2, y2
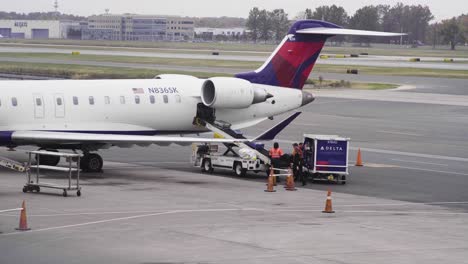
(316, 140, 347, 167)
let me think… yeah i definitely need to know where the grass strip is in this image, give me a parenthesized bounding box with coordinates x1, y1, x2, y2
(0, 61, 229, 79)
(0, 52, 466, 79)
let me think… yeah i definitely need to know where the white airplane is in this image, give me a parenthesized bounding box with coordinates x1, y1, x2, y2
(0, 20, 403, 172)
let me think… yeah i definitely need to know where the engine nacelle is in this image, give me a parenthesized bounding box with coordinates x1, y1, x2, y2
(201, 77, 270, 109)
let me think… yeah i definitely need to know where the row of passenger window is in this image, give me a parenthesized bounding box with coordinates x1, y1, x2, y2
(0, 97, 19, 107)
(72, 94, 181, 106)
(2, 95, 182, 108)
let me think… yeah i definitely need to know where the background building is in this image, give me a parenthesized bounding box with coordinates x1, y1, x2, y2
(0, 20, 61, 39)
(83, 14, 123, 41)
(82, 14, 194, 41)
(195, 27, 245, 41)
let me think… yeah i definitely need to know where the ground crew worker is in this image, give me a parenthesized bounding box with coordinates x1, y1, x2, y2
(291, 143, 299, 181)
(298, 142, 306, 184)
(269, 142, 284, 182)
(293, 142, 306, 186)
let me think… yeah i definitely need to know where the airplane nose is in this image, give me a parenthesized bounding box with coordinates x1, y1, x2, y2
(301, 91, 315, 106)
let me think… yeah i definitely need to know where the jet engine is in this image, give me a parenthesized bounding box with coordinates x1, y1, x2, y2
(201, 77, 271, 109)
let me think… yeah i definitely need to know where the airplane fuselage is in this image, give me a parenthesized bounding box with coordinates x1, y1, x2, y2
(0, 78, 303, 147)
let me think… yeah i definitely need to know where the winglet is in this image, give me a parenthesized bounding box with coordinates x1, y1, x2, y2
(253, 112, 301, 141)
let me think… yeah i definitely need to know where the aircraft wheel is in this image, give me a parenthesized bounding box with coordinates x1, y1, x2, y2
(81, 153, 103, 173)
(37, 149, 60, 166)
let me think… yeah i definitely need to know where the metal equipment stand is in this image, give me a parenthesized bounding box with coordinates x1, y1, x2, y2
(23, 151, 82, 197)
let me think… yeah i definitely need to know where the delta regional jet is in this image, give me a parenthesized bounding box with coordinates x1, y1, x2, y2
(0, 20, 403, 172)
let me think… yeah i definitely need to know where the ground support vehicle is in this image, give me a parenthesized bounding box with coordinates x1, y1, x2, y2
(302, 134, 350, 184)
(192, 144, 267, 177)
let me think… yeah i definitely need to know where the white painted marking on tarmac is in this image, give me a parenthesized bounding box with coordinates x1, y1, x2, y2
(376, 130, 423, 137)
(0, 208, 259, 236)
(396, 165, 468, 176)
(276, 201, 468, 209)
(350, 147, 468, 163)
(391, 158, 449, 166)
(277, 210, 468, 215)
(8, 201, 468, 218)
(0, 208, 22, 213)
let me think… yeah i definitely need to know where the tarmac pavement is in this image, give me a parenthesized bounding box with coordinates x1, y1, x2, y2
(1, 161, 468, 264)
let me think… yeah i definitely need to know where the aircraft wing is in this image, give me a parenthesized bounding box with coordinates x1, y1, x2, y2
(10, 112, 302, 148)
(296, 28, 406, 37)
(11, 131, 248, 147)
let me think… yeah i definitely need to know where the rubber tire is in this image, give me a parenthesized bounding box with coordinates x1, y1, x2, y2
(234, 162, 246, 177)
(37, 149, 60, 166)
(341, 175, 346, 185)
(202, 159, 213, 173)
(77, 190, 81, 197)
(63, 190, 67, 197)
(22, 186, 27, 193)
(81, 153, 103, 173)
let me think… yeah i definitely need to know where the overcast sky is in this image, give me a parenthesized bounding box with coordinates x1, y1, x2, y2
(2, 0, 465, 21)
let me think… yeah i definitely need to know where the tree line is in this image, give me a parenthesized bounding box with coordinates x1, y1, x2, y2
(0, 11, 85, 21)
(246, 4, 467, 49)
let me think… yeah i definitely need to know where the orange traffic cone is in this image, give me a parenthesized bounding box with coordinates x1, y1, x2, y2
(322, 190, 335, 213)
(285, 168, 297, 191)
(16, 200, 31, 231)
(265, 168, 276, 192)
(355, 148, 363, 166)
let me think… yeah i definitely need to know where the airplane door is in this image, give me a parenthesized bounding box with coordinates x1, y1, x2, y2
(54, 94, 65, 118)
(33, 94, 44, 119)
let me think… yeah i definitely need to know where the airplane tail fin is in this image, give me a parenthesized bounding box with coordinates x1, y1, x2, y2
(235, 20, 405, 90)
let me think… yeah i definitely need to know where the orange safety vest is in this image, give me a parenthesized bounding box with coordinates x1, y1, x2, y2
(269, 147, 284, 159)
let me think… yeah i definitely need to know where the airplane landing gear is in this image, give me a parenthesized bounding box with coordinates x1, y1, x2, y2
(80, 153, 103, 173)
(36, 148, 60, 166)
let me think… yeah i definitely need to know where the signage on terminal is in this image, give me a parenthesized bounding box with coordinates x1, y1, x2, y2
(14, 21, 28, 28)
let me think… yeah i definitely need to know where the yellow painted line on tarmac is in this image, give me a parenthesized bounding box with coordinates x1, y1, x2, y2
(360, 163, 399, 168)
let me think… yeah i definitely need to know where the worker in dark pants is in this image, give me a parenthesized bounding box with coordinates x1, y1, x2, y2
(293, 142, 306, 186)
(291, 143, 299, 181)
(269, 142, 283, 183)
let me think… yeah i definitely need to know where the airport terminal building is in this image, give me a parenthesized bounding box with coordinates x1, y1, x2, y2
(83, 14, 195, 41)
(0, 20, 62, 39)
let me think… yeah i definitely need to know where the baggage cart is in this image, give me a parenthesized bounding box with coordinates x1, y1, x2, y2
(23, 151, 82, 197)
(302, 134, 350, 184)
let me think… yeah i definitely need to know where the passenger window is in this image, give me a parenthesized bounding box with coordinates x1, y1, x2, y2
(175, 95, 181, 103)
(120, 96, 125, 104)
(73, 96, 79, 105)
(36, 98, 42, 106)
(104, 96, 110, 105)
(149, 95, 155, 104)
(135, 95, 140, 104)
(89, 96, 95, 105)
(56, 97, 63, 106)
(12, 97, 18, 106)
(163, 95, 168, 104)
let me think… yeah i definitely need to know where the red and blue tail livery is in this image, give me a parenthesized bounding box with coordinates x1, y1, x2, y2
(236, 20, 340, 90)
(236, 20, 405, 89)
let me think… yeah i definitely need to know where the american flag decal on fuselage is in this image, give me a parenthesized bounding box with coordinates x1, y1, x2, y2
(132, 88, 144, 94)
